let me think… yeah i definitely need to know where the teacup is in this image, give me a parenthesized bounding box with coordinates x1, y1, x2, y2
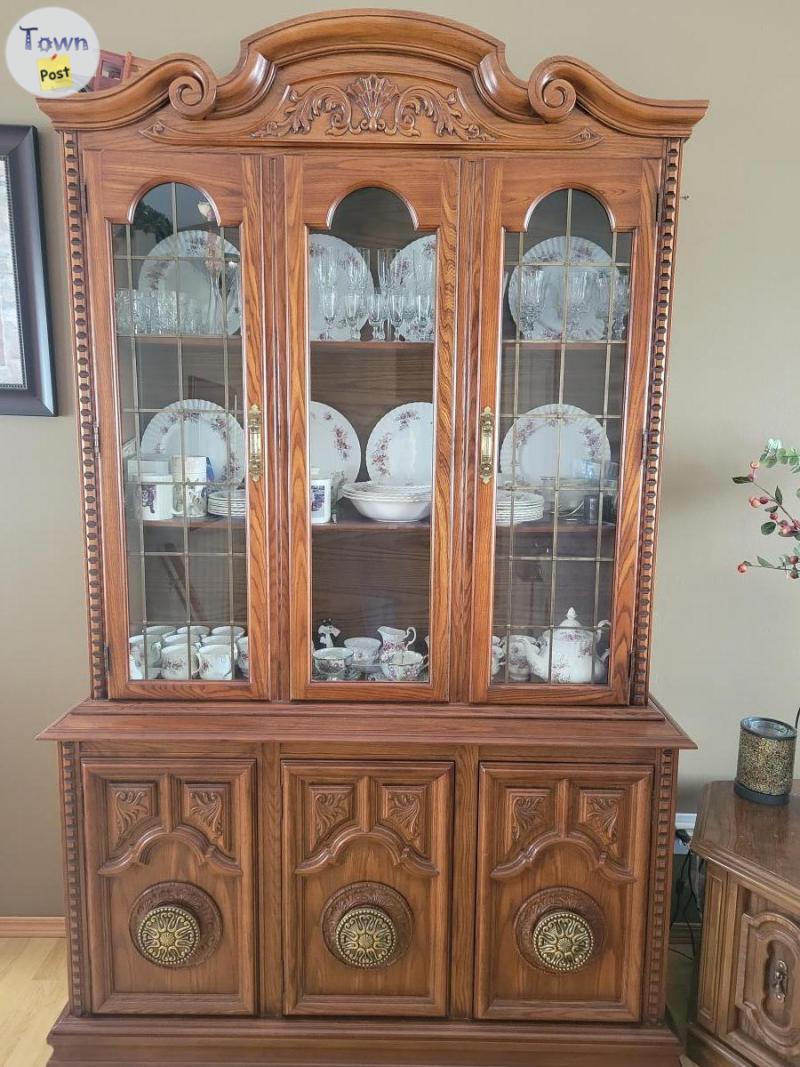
(236, 636, 249, 678)
(174, 625, 210, 641)
(142, 625, 176, 640)
(209, 625, 246, 641)
(313, 647, 354, 680)
(344, 637, 381, 666)
(159, 643, 199, 680)
(378, 625, 416, 658)
(197, 643, 234, 681)
(163, 632, 200, 648)
(503, 634, 530, 682)
(491, 636, 506, 677)
(128, 634, 162, 680)
(380, 650, 427, 682)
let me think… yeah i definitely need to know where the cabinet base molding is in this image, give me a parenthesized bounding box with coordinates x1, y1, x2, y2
(686, 1025, 752, 1067)
(48, 1010, 684, 1066)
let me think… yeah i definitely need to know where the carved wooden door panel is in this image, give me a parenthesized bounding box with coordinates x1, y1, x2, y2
(282, 760, 453, 1015)
(81, 757, 256, 1013)
(475, 763, 652, 1020)
(732, 906, 800, 1061)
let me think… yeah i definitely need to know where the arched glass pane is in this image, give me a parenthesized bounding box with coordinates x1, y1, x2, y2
(112, 182, 247, 682)
(492, 189, 630, 687)
(307, 187, 436, 684)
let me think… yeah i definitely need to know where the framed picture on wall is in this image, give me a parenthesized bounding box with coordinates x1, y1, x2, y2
(0, 125, 56, 415)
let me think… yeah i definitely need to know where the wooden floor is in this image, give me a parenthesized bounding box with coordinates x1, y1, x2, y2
(0, 936, 698, 1066)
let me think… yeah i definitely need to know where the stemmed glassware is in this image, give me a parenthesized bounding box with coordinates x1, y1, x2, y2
(519, 265, 545, 340)
(342, 246, 370, 341)
(313, 246, 339, 341)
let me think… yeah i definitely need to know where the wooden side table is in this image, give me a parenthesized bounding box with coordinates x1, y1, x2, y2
(689, 781, 800, 1067)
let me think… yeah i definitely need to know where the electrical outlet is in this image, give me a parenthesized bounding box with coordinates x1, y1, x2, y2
(674, 812, 697, 854)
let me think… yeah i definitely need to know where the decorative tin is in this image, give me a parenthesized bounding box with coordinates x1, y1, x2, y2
(735, 712, 799, 805)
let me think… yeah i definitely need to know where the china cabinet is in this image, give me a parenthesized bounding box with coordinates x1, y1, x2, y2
(38, 11, 707, 1065)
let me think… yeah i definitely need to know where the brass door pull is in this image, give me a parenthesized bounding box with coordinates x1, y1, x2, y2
(248, 403, 263, 482)
(771, 959, 789, 1001)
(479, 406, 495, 484)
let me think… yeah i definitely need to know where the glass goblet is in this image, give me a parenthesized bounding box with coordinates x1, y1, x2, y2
(367, 289, 386, 340)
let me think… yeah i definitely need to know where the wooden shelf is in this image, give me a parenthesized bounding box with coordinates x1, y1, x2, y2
(310, 340, 433, 356)
(142, 515, 246, 529)
(118, 333, 242, 346)
(501, 339, 625, 349)
(312, 499, 430, 533)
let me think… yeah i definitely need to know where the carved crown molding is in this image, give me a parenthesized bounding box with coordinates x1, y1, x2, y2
(37, 11, 707, 138)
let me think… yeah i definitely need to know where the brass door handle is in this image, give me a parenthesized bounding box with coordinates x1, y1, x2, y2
(479, 406, 495, 484)
(248, 403, 263, 482)
(771, 959, 789, 1001)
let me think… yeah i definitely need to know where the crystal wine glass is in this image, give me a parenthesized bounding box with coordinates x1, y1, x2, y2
(313, 246, 338, 340)
(367, 288, 386, 340)
(519, 265, 545, 340)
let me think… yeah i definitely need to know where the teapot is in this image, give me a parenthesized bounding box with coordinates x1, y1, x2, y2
(520, 608, 610, 684)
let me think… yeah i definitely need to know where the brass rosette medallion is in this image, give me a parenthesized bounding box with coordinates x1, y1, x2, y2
(129, 881, 222, 969)
(515, 887, 605, 974)
(532, 909, 595, 973)
(137, 904, 200, 967)
(334, 905, 397, 968)
(322, 881, 412, 970)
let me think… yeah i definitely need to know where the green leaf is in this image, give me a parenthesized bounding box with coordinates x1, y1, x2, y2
(766, 456, 778, 468)
(775, 486, 783, 505)
(761, 521, 777, 535)
(757, 556, 775, 568)
(732, 476, 751, 484)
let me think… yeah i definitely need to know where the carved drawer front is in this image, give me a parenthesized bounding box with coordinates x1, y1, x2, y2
(475, 763, 652, 1021)
(282, 760, 453, 1016)
(732, 907, 800, 1062)
(81, 758, 256, 1014)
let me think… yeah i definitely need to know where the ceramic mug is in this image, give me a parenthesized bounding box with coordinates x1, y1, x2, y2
(236, 636, 249, 679)
(313, 647, 353, 680)
(138, 474, 173, 522)
(175, 625, 210, 642)
(142, 625, 176, 640)
(170, 455, 208, 518)
(344, 637, 381, 665)
(209, 625, 246, 641)
(197, 643, 234, 681)
(378, 625, 416, 658)
(162, 632, 201, 649)
(159, 643, 200, 680)
(504, 634, 530, 682)
(128, 634, 162, 680)
(380, 650, 427, 682)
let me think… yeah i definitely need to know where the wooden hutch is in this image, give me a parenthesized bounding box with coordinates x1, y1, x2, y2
(39, 11, 707, 1065)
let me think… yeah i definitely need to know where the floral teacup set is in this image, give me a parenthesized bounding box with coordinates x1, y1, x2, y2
(313, 625, 428, 681)
(128, 624, 249, 681)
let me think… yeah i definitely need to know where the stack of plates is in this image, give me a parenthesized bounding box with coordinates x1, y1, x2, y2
(208, 489, 247, 518)
(495, 489, 544, 527)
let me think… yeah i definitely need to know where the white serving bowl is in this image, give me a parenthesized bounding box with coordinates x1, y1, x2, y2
(342, 482, 432, 523)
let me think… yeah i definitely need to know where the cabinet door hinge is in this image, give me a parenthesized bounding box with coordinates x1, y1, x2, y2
(92, 422, 100, 456)
(103, 644, 110, 675)
(80, 181, 89, 216)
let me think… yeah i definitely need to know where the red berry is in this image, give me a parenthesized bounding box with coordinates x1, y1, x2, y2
(791, 570, 799, 580)
(749, 496, 761, 507)
(750, 461, 760, 470)
(790, 556, 799, 565)
(759, 495, 770, 504)
(737, 563, 748, 573)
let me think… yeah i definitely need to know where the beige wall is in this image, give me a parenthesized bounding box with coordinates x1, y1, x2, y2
(1, 0, 797, 915)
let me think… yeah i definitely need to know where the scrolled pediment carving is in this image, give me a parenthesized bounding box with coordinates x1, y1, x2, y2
(251, 75, 495, 142)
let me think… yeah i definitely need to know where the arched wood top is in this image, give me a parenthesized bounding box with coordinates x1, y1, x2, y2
(37, 9, 707, 140)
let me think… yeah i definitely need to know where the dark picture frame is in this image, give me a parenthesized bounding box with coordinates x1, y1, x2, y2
(0, 125, 56, 415)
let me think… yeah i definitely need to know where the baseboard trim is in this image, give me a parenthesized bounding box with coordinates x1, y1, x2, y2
(0, 915, 66, 937)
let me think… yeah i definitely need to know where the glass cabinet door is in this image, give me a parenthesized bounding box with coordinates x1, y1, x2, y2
(107, 178, 258, 693)
(472, 180, 644, 704)
(287, 159, 456, 700)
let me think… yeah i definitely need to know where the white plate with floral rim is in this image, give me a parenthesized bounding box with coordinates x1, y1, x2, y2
(309, 401, 361, 489)
(499, 403, 610, 487)
(308, 234, 373, 342)
(366, 402, 434, 485)
(140, 399, 246, 485)
(391, 234, 437, 342)
(507, 236, 615, 342)
(138, 230, 241, 335)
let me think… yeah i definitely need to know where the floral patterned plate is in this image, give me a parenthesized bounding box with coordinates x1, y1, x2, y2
(309, 401, 361, 490)
(366, 402, 434, 485)
(138, 230, 241, 336)
(506, 236, 615, 342)
(499, 403, 610, 488)
(140, 399, 246, 485)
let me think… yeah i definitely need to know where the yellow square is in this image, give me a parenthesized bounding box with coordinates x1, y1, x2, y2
(38, 54, 72, 91)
